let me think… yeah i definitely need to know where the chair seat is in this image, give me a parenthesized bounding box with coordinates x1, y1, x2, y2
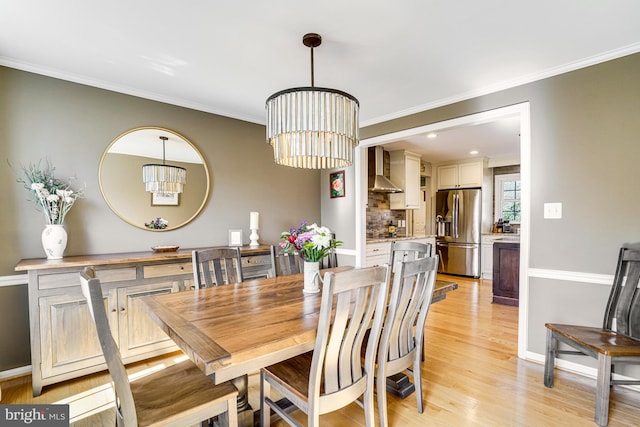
(262, 351, 318, 402)
(131, 359, 238, 427)
(546, 323, 640, 357)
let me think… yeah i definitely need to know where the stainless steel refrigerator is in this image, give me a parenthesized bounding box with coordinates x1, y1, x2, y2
(435, 188, 481, 277)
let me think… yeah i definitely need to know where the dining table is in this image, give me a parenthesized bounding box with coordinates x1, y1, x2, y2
(140, 266, 458, 426)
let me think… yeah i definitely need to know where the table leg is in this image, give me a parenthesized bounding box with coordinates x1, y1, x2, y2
(386, 373, 416, 398)
(231, 374, 254, 427)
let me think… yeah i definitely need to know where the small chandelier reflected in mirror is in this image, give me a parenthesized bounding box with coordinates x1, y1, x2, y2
(266, 33, 360, 169)
(142, 136, 187, 195)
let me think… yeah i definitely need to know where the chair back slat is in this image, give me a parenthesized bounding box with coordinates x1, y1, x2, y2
(388, 241, 432, 266)
(381, 257, 438, 366)
(192, 247, 243, 288)
(309, 266, 390, 405)
(276, 253, 302, 276)
(80, 267, 138, 426)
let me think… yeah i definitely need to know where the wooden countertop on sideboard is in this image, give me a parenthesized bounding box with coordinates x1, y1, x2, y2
(15, 245, 272, 272)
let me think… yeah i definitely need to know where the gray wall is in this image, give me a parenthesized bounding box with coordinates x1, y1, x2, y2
(0, 66, 321, 370)
(322, 52, 640, 369)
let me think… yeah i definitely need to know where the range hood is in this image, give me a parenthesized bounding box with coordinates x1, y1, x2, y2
(369, 146, 403, 193)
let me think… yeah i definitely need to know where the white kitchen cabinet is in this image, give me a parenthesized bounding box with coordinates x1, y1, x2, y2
(389, 150, 421, 209)
(366, 241, 391, 267)
(437, 161, 483, 189)
(481, 237, 495, 280)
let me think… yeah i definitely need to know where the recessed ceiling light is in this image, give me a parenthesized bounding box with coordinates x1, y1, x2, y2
(470, 150, 479, 155)
(426, 133, 437, 139)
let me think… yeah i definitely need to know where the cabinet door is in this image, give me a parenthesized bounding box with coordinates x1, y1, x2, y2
(481, 243, 493, 279)
(492, 243, 520, 305)
(404, 154, 421, 208)
(116, 281, 180, 359)
(39, 291, 115, 379)
(458, 162, 483, 188)
(437, 165, 458, 189)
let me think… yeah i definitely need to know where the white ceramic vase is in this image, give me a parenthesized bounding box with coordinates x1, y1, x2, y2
(303, 261, 321, 294)
(41, 224, 67, 259)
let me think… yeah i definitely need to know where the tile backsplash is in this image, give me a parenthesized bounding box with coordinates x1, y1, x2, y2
(366, 191, 406, 238)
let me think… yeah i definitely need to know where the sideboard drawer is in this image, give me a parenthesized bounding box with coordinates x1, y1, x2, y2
(143, 262, 193, 278)
(38, 267, 137, 290)
(241, 254, 272, 267)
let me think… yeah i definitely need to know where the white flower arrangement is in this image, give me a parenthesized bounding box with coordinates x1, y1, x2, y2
(279, 221, 342, 262)
(17, 160, 84, 225)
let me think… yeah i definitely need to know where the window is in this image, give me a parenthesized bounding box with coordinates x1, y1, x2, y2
(495, 173, 521, 223)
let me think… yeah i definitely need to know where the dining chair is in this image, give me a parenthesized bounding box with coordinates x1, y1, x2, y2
(544, 242, 640, 426)
(192, 247, 243, 287)
(320, 232, 339, 269)
(375, 256, 438, 427)
(79, 267, 239, 427)
(276, 252, 303, 276)
(388, 240, 432, 266)
(260, 265, 391, 427)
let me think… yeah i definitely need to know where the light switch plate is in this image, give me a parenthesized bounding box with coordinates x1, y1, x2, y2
(544, 202, 562, 219)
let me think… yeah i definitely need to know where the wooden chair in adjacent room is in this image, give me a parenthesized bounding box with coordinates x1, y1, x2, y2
(192, 247, 243, 287)
(544, 242, 640, 427)
(79, 267, 238, 427)
(260, 265, 391, 427)
(375, 256, 439, 427)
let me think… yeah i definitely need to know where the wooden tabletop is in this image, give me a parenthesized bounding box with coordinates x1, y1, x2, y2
(140, 267, 458, 384)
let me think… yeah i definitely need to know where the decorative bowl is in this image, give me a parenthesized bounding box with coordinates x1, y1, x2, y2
(151, 245, 180, 253)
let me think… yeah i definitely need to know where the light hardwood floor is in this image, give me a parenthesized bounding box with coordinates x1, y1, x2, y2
(2, 275, 639, 426)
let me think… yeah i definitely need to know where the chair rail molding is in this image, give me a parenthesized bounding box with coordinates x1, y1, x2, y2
(0, 274, 28, 287)
(528, 268, 613, 286)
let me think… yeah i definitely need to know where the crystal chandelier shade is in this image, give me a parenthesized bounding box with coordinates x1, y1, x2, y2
(142, 136, 187, 195)
(266, 33, 359, 169)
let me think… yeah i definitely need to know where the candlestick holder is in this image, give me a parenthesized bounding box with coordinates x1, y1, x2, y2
(249, 228, 260, 248)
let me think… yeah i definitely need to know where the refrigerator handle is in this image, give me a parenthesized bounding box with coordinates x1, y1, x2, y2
(453, 193, 459, 238)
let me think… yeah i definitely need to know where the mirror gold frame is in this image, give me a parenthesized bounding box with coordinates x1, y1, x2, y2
(99, 127, 210, 231)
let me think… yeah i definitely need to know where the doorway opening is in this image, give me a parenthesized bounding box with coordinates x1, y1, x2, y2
(354, 102, 531, 358)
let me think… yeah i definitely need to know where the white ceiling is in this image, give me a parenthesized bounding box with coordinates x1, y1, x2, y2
(2, 1, 640, 162)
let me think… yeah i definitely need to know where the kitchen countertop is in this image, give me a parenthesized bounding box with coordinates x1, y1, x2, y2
(366, 235, 436, 244)
(482, 233, 520, 242)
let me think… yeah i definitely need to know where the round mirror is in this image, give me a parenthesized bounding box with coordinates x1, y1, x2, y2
(99, 127, 210, 231)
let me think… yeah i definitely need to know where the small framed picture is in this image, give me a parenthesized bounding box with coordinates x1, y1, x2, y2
(330, 170, 345, 198)
(228, 229, 243, 247)
(151, 192, 179, 206)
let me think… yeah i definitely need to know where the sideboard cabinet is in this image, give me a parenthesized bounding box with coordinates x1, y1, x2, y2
(16, 245, 271, 396)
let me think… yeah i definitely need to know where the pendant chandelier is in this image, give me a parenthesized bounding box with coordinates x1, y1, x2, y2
(142, 136, 186, 195)
(266, 33, 360, 169)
